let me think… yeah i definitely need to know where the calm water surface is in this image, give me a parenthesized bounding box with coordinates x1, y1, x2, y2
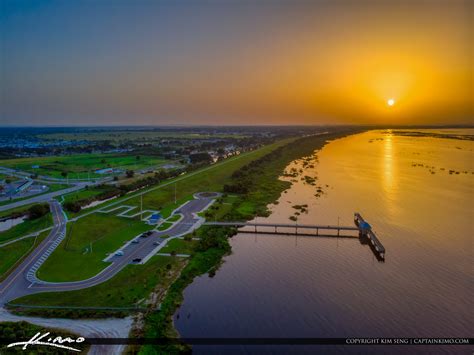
(175, 130, 473, 353)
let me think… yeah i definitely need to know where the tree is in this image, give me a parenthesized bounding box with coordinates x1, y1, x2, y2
(61, 171, 68, 178)
(28, 204, 50, 220)
(64, 201, 81, 213)
(136, 155, 141, 160)
(189, 153, 212, 164)
(126, 170, 135, 178)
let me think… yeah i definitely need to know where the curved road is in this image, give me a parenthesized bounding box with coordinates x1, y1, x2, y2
(0, 194, 216, 305)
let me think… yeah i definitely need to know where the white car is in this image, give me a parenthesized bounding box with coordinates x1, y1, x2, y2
(115, 250, 124, 256)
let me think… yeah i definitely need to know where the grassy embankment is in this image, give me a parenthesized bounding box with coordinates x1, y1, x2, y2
(159, 239, 197, 255)
(0, 214, 52, 244)
(0, 230, 49, 281)
(37, 214, 150, 282)
(0, 321, 90, 354)
(0, 153, 166, 179)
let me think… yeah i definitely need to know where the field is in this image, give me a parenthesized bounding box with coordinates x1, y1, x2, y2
(37, 214, 150, 282)
(0, 231, 49, 281)
(0, 214, 52, 244)
(0, 153, 167, 179)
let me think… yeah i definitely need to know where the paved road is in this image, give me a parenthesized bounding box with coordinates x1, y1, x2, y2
(0, 183, 87, 212)
(0, 200, 66, 305)
(0, 193, 217, 305)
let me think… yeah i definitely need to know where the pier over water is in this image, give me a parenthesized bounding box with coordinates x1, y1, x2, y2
(202, 213, 386, 261)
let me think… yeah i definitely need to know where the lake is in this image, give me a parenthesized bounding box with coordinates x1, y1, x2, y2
(174, 129, 473, 353)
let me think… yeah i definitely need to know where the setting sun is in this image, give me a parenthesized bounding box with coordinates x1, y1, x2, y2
(387, 99, 395, 107)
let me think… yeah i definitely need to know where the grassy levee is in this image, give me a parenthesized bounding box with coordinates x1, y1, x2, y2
(62, 186, 112, 205)
(75, 138, 295, 218)
(139, 130, 358, 354)
(125, 140, 292, 211)
(36, 214, 150, 282)
(0, 231, 49, 281)
(0, 214, 52, 244)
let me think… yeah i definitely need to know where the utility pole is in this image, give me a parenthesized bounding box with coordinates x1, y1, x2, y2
(90, 242, 93, 254)
(174, 183, 177, 204)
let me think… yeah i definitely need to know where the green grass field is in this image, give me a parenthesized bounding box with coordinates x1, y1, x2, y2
(37, 214, 150, 282)
(0, 153, 167, 179)
(0, 231, 49, 281)
(160, 238, 196, 255)
(0, 214, 52, 244)
(123, 139, 294, 212)
(14, 255, 184, 308)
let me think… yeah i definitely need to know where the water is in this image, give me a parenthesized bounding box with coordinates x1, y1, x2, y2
(174, 130, 473, 353)
(0, 216, 26, 232)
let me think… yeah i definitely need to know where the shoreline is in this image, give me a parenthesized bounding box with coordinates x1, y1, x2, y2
(140, 129, 362, 353)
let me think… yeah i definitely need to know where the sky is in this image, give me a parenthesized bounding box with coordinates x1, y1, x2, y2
(1, 0, 472, 126)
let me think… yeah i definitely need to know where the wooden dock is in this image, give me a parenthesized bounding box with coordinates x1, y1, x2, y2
(199, 214, 386, 261)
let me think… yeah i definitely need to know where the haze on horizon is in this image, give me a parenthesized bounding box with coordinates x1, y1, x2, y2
(1, 0, 472, 126)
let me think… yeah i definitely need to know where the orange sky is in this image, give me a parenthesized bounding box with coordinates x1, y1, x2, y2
(1, 1, 472, 125)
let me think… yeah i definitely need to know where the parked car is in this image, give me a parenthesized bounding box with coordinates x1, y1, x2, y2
(115, 250, 124, 256)
(132, 239, 139, 244)
(132, 258, 142, 263)
(153, 241, 160, 246)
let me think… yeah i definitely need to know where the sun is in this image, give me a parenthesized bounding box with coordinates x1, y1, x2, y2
(387, 98, 395, 106)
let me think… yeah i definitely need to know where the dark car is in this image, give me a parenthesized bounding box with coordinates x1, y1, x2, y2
(140, 233, 148, 238)
(132, 258, 142, 263)
(146, 231, 153, 236)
